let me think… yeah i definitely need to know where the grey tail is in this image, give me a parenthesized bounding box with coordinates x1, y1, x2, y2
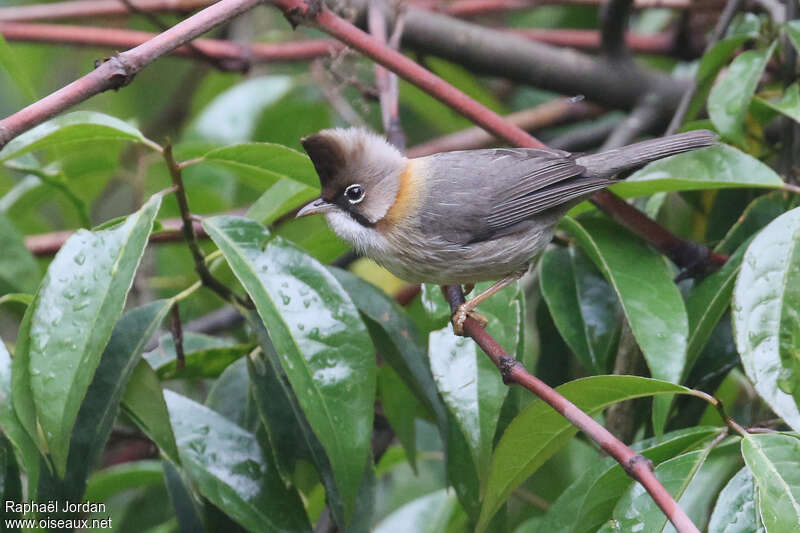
(575, 129, 717, 179)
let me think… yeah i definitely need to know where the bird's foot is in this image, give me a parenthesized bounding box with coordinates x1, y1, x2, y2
(452, 303, 488, 336)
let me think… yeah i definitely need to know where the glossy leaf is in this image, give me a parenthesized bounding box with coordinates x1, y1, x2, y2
(378, 365, 420, 470)
(0, 214, 40, 294)
(540, 426, 724, 533)
(540, 246, 620, 374)
(203, 215, 376, 519)
(0, 293, 33, 308)
(561, 216, 688, 431)
(685, 243, 746, 376)
(477, 376, 692, 532)
(0, 337, 40, 497)
(429, 280, 521, 481)
(24, 193, 161, 475)
(374, 489, 458, 533)
(709, 44, 776, 144)
(205, 357, 254, 430)
(708, 466, 764, 533)
(199, 143, 320, 189)
(329, 268, 447, 432)
(38, 300, 171, 506)
(246, 178, 318, 225)
(733, 207, 800, 431)
(145, 333, 254, 380)
(0, 111, 156, 162)
(187, 76, 292, 143)
(741, 433, 800, 532)
(121, 360, 180, 464)
(164, 391, 311, 533)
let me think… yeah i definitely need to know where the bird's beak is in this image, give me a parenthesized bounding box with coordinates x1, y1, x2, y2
(296, 198, 336, 218)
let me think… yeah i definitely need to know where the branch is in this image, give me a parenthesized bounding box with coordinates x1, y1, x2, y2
(407, 98, 602, 157)
(509, 28, 679, 55)
(368, 0, 406, 149)
(0, 0, 263, 149)
(443, 286, 700, 533)
(0, 22, 340, 64)
(600, 0, 634, 57)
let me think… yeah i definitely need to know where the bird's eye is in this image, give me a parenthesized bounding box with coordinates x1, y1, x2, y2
(345, 184, 365, 204)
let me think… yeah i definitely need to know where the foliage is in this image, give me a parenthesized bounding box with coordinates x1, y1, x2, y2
(0, 4, 799, 533)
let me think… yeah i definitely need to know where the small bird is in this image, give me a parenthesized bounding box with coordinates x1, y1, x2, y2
(297, 128, 716, 333)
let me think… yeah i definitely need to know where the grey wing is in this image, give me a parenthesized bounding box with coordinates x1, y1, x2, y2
(418, 148, 610, 244)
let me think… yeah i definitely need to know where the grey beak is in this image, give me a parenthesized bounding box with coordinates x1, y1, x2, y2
(296, 198, 336, 218)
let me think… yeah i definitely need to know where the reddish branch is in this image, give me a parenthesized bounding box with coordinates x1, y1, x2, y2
(0, 0, 263, 148)
(509, 28, 677, 55)
(0, 0, 695, 22)
(0, 22, 341, 62)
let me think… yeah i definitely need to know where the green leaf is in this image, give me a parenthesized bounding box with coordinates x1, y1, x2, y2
(429, 280, 521, 481)
(757, 83, 800, 124)
(608, 441, 741, 532)
(715, 192, 792, 255)
(540, 426, 724, 533)
(708, 466, 765, 533)
(246, 178, 318, 225)
(162, 460, 206, 533)
(10, 297, 44, 462)
(374, 489, 459, 533)
(199, 143, 320, 189)
(144, 332, 254, 380)
(164, 390, 311, 533)
(205, 357, 253, 429)
(253, 86, 333, 150)
(709, 43, 776, 144)
(0, 337, 40, 499)
(275, 215, 350, 263)
(741, 433, 800, 532)
(561, 216, 689, 431)
(0, 213, 40, 295)
(187, 76, 292, 143)
(733, 206, 800, 431)
(329, 268, 447, 433)
(0, 33, 36, 103)
(84, 460, 165, 502)
(121, 360, 180, 464)
(477, 376, 692, 532)
(785, 20, 800, 56)
(685, 243, 747, 377)
(378, 365, 420, 471)
(0, 293, 33, 308)
(0, 111, 156, 162)
(540, 246, 620, 374)
(610, 144, 784, 198)
(38, 301, 171, 507)
(24, 193, 161, 475)
(203, 215, 376, 519)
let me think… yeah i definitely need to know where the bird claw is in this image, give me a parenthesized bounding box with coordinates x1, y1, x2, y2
(452, 304, 488, 336)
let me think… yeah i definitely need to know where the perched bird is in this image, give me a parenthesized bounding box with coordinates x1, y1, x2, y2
(297, 128, 716, 333)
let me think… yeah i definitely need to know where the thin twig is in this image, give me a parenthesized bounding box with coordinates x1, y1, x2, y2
(163, 144, 252, 308)
(169, 303, 186, 371)
(369, 0, 406, 149)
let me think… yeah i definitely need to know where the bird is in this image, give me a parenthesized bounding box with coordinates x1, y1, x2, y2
(296, 127, 717, 334)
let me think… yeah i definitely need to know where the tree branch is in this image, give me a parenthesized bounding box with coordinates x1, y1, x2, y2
(600, 0, 634, 57)
(0, 0, 263, 149)
(509, 28, 680, 55)
(0, 22, 340, 65)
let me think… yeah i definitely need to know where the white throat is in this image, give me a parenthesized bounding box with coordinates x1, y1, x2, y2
(324, 210, 389, 256)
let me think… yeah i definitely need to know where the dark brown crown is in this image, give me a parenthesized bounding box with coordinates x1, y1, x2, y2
(301, 133, 346, 194)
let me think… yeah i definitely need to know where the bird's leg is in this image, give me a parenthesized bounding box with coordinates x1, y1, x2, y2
(452, 272, 524, 336)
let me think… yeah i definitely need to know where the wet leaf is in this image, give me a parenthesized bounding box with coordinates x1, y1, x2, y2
(0, 214, 40, 294)
(374, 489, 458, 533)
(733, 206, 800, 431)
(378, 365, 420, 471)
(561, 216, 688, 432)
(145, 332, 254, 380)
(741, 434, 800, 533)
(0, 111, 156, 162)
(708, 466, 764, 533)
(121, 360, 180, 464)
(205, 357, 253, 430)
(203, 215, 375, 519)
(709, 43, 776, 144)
(24, 193, 162, 475)
(165, 391, 311, 533)
(477, 376, 692, 532)
(540, 246, 620, 374)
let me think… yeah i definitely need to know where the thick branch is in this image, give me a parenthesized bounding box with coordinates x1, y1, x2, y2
(0, 0, 263, 148)
(601, 0, 634, 57)
(0, 22, 340, 63)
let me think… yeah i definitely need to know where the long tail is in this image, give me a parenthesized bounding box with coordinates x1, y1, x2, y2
(575, 129, 717, 179)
